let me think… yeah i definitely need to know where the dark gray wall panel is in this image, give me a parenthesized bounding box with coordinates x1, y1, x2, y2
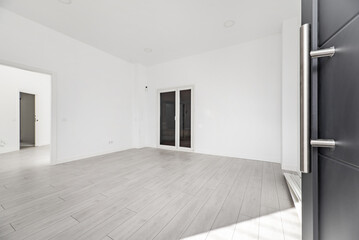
(318, 15, 359, 168)
(319, 154, 359, 240)
(318, 0, 359, 45)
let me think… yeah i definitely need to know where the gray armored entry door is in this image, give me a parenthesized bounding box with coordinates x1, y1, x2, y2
(301, 0, 359, 240)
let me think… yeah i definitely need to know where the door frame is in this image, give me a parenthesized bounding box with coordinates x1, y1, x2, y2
(157, 86, 194, 151)
(0, 59, 57, 165)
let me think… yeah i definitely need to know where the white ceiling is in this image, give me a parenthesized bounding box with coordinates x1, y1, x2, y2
(0, 0, 300, 65)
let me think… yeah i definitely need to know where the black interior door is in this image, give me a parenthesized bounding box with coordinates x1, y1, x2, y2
(302, 0, 359, 239)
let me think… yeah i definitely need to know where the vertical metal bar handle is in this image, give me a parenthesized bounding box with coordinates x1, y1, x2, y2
(300, 24, 311, 173)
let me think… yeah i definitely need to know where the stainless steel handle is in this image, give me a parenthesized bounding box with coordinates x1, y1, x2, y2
(300, 24, 336, 174)
(300, 24, 311, 173)
(310, 47, 335, 58)
(310, 139, 335, 148)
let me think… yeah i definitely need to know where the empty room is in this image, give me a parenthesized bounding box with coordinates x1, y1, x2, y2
(0, 0, 358, 240)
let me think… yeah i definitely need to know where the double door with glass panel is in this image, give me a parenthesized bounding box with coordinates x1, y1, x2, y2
(159, 87, 193, 150)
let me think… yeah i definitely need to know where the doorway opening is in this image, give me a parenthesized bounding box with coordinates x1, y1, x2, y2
(20, 92, 36, 149)
(0, 63, 52, 171)
(158, 87, 193, 151)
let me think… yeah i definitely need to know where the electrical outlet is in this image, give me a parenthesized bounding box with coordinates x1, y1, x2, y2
(108, 140, 114, 145)
(0, 140, 5, 147)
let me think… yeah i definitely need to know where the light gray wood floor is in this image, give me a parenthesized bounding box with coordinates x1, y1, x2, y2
(0, 147, 301, 240)
(0, 145, 50, 173)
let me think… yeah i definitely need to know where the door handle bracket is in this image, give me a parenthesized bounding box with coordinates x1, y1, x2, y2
(310, 139, 336, 148)
(310, 47, 335, 58)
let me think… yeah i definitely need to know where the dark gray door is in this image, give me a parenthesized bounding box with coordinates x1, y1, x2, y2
(302, 0, 359, 239)
(20, 92, 36, 147)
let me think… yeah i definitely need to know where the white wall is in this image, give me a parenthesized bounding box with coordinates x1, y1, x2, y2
(0, 6, 300, 166)
(281, 18, 300, 172)
(0, 8, 135, 163)
(0, 65, 51, 153)
(140, 34, 283, 163)
(132, 64, 151, 148)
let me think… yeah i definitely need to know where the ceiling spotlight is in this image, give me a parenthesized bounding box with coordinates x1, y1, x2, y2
(224, 20, 235, 28)
(58, 0, 72, 4)
(144, 48, 153, 53)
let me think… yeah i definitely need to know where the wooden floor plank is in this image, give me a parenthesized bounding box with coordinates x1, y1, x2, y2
(261, 162, 280, 210)
(76, 209, 136, 240)
(24, 217, 78, 240)
(50, 204, 132, 240)
(152, 188, 213, 240)
(0, 147, 299, 240)
(108, 191, 182, 240)
(239, 162, 263, 218)
(206, 163, 250, 240)
(127, 193, 192, 240)
(180, 183, 231, 240)
(232, 215, 260, 240)
(0, 224, 15, 237)
(0, 194, 105, 240)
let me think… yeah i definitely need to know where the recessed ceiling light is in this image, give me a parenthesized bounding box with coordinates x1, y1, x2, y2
(224, 20, 235, 28)
(58, 0, 72, 4)
(144, 48, 153, 53)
